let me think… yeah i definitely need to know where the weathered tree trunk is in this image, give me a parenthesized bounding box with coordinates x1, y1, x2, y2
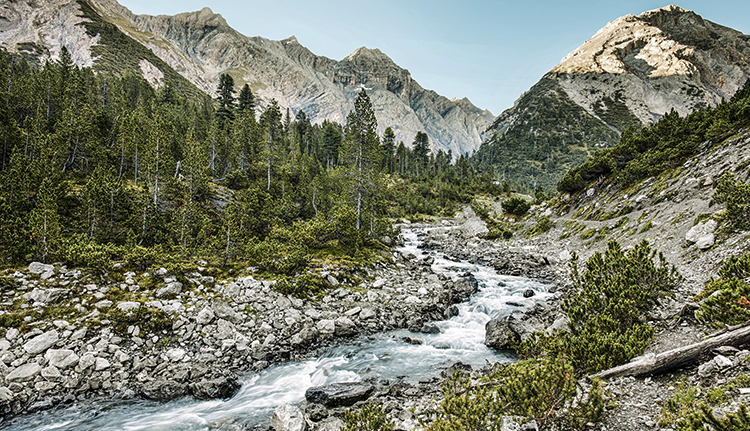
(595, 322, 750, 380)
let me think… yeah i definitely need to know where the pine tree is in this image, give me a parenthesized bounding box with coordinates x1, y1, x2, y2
(29, 176, 61, 262)
(260, 99, 283, 191)
(412, 131, 430, 177)
(216, 73, 236, 124)
(237, 83, 255, 115)
(341, 89, 381, 231)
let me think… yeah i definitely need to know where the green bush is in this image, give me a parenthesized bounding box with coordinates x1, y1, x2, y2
(56, 234, 119, 272)
(714, 172, 750, 231)
(560, 240, 680, 372)
(695, 253, 750, 326)
(470, 199, 491, 219)
(486, 226, 513, 240)
(501, 197, 531, 216)
(342, 403, 394, 431)
(426, 361, 604, 431)
(528, 216, 555, 237)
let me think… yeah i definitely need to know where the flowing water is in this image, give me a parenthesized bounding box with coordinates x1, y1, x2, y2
(4, 226, 552, 430)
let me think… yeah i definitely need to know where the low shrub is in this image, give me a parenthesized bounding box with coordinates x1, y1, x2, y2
(501, 197, 531, 217)
(695, 253, 750, 326)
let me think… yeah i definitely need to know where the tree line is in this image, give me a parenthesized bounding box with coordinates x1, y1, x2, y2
(0, 48, 500, 274)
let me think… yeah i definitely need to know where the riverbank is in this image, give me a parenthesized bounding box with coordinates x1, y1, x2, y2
(0, 241, 471, 421)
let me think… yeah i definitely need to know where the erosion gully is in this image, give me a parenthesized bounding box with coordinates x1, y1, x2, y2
(6, 226, 552, 430)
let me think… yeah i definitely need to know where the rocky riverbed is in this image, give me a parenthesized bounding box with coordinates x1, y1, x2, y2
(0, 246, 482, 422)
(0, 221, 561, 429)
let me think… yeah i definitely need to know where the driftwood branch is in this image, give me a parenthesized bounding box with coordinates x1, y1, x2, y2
(594, 321, 750, 380)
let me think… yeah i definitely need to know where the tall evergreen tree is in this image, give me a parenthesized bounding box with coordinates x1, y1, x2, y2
(341, 89, 380, 231)
(216, 73, 236, 124)
(412, 131, 430, 177)
(237, 84, 255, 115)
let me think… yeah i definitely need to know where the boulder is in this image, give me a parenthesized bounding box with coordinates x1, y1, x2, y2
(212, 302, 242, 324)
(460, 217, 489, 238)
(290, 327, 318, 348)
(696, 234, 715, 250)
(156, 281, 183, 298)
(316, 320, 335, 335)
(316, 417, 344, 431)
(44, 349, 79, 369)
(485, 317, 520, 350)
(334, 317, 357, 336)
(189, 377, 241, 400)
(196, 306, 215, 325)
(141, 379, 189, 401)
(23, 330, 59, 355)
(166, 348, 186, 362)
(686, 219, 717, 245)
(28, 262, 54, 275)
(116, 302, 141, 313)
(271, 405, 307, 431)
(6, 363, 42, 383)
(305, 382, 375, 407)
(485, 314, 545, 350)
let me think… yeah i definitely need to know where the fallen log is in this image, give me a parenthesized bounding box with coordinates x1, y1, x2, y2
(594, 321, 750, 380)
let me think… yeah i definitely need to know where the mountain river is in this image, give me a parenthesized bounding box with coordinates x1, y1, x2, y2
(4, 226, 552, 430)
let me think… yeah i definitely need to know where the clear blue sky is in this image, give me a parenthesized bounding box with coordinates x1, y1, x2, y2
(117, 0, 750, 116)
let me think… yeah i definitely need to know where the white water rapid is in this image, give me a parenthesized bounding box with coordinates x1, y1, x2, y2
(4, 226, 552, 430)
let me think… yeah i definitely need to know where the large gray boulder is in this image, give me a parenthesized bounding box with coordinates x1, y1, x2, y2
(5, 363, 42, 383)
(44, 349, 79, 369)
(485, 317, 520, 350)
(140, 379, 188, 401)
(305, 382, 374, 407)
(23, 330, 59, 356)
(686, 219, 717, 246)
(189, 377, 241, 400)
(271, 405, 307, 431)
(485, 315, 545, 350)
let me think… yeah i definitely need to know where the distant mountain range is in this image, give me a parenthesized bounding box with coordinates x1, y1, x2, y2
(0, 0, 495, 156)
(473, 5, 750, 190)
(3, 2, 749, 183)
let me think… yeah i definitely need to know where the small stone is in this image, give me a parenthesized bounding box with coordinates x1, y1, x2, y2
(714, 355, 733, 369)
(271, 405, 306, 431)
(196, 307, 215, 325)
(5, 328, 19, 341)
(95, 357, 111, 371)
(317, 320, 335, 335)
(41, 365, 62, 382)
(166, 348, 186, 362)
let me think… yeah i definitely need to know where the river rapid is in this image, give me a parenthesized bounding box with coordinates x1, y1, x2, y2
(5, 226, 551, 430)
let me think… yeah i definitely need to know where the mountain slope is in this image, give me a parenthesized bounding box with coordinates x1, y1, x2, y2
(475, 5, 750, 190)
(0, 0, 494, 156)
(0, 0, 203, 97)
(115, 2, 495, 156)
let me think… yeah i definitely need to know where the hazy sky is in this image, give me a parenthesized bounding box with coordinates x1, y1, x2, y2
(117, 0, 750, 116)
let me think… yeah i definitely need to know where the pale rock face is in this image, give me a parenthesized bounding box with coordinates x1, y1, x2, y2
(551, 5, 750, 126)
(73, 0, 494, 156)
(0, 0, 99, 67)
